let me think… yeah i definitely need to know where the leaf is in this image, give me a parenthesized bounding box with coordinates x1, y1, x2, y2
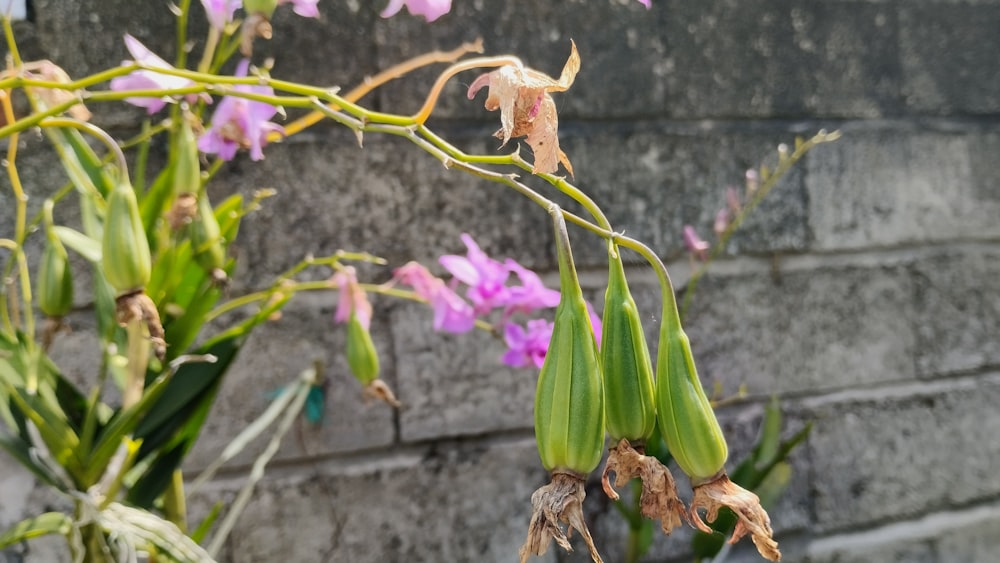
(0, 513, 73, 549)
(53, 225, 101, 262)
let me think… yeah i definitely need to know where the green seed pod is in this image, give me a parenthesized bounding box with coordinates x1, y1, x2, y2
(600, 243, 656, 443)
(534, 210, 605, 475)
(173, 116, 201, 197)
(38, 238, 74, 318)
(654, 315, 728, 483)
(101, 179, 152, 294)
(188, 192, 226, 276)
(345, 312, 379, 386)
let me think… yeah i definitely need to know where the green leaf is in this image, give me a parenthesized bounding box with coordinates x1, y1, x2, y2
(0, 513, 73, 549)
(53, 225, 102, 262)
(190, 501, 224, 544)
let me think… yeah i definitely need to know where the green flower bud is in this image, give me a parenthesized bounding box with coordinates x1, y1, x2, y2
(600, 243, 656, 443)
(38, 238, 74, 318)
(101, 179, 152, 294)
(655, 318, 728, 483)
(173, 115, 201, 197)
(187, 192, 227, 280)
(346, 312, 379, 386)
(534, 210, 605, 475)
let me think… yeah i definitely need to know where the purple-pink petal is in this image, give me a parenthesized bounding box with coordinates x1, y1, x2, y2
(638, 0, 651, 8)
(279, 0, 320, 17)
(201, 0, 241, 30)
(381, 0, 451, 22)
(111, 35, 208, 114)
(502, 319, 552, 369)
(503, 259, 560, 314)
(198, 59, 283, 161)
(439, 233, 511, 313)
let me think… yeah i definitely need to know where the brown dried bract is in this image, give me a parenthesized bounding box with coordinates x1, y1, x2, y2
(601, 438, 687, 535)
(167, 192, 198, 231)
(467, 41, 580, 175)
(362, 379, 401, 408)
(691, 473, 781, 561)
(23, 60, 92, 121)
(520, 471, 603, 563)
(115, 290, 166, 361)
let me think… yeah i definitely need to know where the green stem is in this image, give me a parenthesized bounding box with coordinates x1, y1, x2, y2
(174, 0, 192, 69)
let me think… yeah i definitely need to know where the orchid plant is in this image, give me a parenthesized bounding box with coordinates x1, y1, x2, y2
(0, 1, 837, 562)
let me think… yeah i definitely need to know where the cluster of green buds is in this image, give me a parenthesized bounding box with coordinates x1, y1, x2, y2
(524, 218, 779, 561)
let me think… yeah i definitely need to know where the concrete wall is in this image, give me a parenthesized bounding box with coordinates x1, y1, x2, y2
(2, 0, 999, 561)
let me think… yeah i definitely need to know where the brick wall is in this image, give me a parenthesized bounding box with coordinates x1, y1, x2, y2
(2, 1, 999, 562)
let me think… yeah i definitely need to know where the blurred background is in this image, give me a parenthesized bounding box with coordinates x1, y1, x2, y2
(2, 0, 999, 561)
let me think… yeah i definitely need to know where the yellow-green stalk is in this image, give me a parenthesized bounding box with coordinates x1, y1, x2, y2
(533, 211, 605, 475)
(188, 192, 227, 280)
(600, 242, 655, 443)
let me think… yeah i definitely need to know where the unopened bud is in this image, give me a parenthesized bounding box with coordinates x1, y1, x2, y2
(101, 180, 151, 294)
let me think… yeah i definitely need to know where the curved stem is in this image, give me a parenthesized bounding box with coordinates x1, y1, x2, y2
(411, 54, 521, 124)
(38, 118, 130, 184)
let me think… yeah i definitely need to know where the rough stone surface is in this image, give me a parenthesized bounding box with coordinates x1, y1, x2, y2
(806, 375, 1000, 532)
(391, 302, 536, 442)
(185, 297, 397, 471)
(376, 0, 901, 120)
(631, 263, 916, 396)
(900, 4, 1000, 115)
(911, 248, 1000, 377)
(191, 438, 555, 563)
(560, 124, 809, 267)
(216, 130, 554, 291)
(806, 128, 1000, 250)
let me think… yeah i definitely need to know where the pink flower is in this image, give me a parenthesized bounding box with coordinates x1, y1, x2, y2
(502, 319, 553, 369)
(110, 35, 209, 114)
(380, 0, 451, 22)
(503, 259, 560, 315)
(197, 59, 284, 161)
(683, 225, 710, 261)
(201, 0, 240, 30)
(278, 0, 319, 18)
(332, 267, 372, 329)
(638, 0, 652, 7)
(393, 262, 475, 334)
(713, 208, 730, 236)
(439, 233, 511, 314)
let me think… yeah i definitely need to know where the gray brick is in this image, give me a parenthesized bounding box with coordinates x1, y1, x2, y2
(806, 541, 936, 563)
(193, 438, 556, 563)
(559, 124, 808, 267)
(806, 129, 1000, 250)
(900, 4, 1000, 115)
(635, 264, 916, 396)
(933, 504, 1000, 563)
(911, 248, 1000, 377)
(391, 302, 537, 442)
(806, 374, 1000, 531)
(218, 130, 554, 291)
(376, 0, 900, 120)
(185, 297, 396, 470)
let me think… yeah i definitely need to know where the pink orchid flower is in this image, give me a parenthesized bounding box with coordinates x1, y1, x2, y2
(638, 0, 651, 8)
(393, 262, 475, 334)
(380, 0, 451, 22)
(683, 225, 710, 261)
(279, 0, 320, 17)
(439, 233, 511, 314)
(503, 259, 560, 315)
(201, 0, 241, 30)
(110, 35, 209, 114)
(197, 59, 284, 161)
(332, 267, 372, 330)
(502, 319, 553, 369)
